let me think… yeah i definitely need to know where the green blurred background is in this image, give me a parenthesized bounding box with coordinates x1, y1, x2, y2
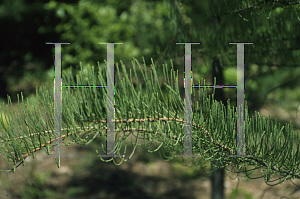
(1, 0, 300, 116)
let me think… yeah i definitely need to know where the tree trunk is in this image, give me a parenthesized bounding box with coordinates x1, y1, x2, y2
(211, 57, 225, 199)
(211, 153, 225, 199)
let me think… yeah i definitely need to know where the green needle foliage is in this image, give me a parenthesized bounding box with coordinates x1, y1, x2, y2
(0, 57, 299, 187)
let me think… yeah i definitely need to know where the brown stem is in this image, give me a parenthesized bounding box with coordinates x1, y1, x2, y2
(6, 117, 298, 180)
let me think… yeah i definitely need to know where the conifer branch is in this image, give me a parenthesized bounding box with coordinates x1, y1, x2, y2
(1, 57, 300, 185)
(210, 0, 300, 18)
(8, 117, 235, 169)
(9, 116, 300, 181)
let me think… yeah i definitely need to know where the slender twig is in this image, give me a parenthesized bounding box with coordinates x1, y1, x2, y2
(85, 118, 300, 180)
(12, 126, 146, 168)
(9, 117, 236, 167)
(5, 117, 300, 180)
(0, 126, 98, 143)
(84, 117, 237, 155)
